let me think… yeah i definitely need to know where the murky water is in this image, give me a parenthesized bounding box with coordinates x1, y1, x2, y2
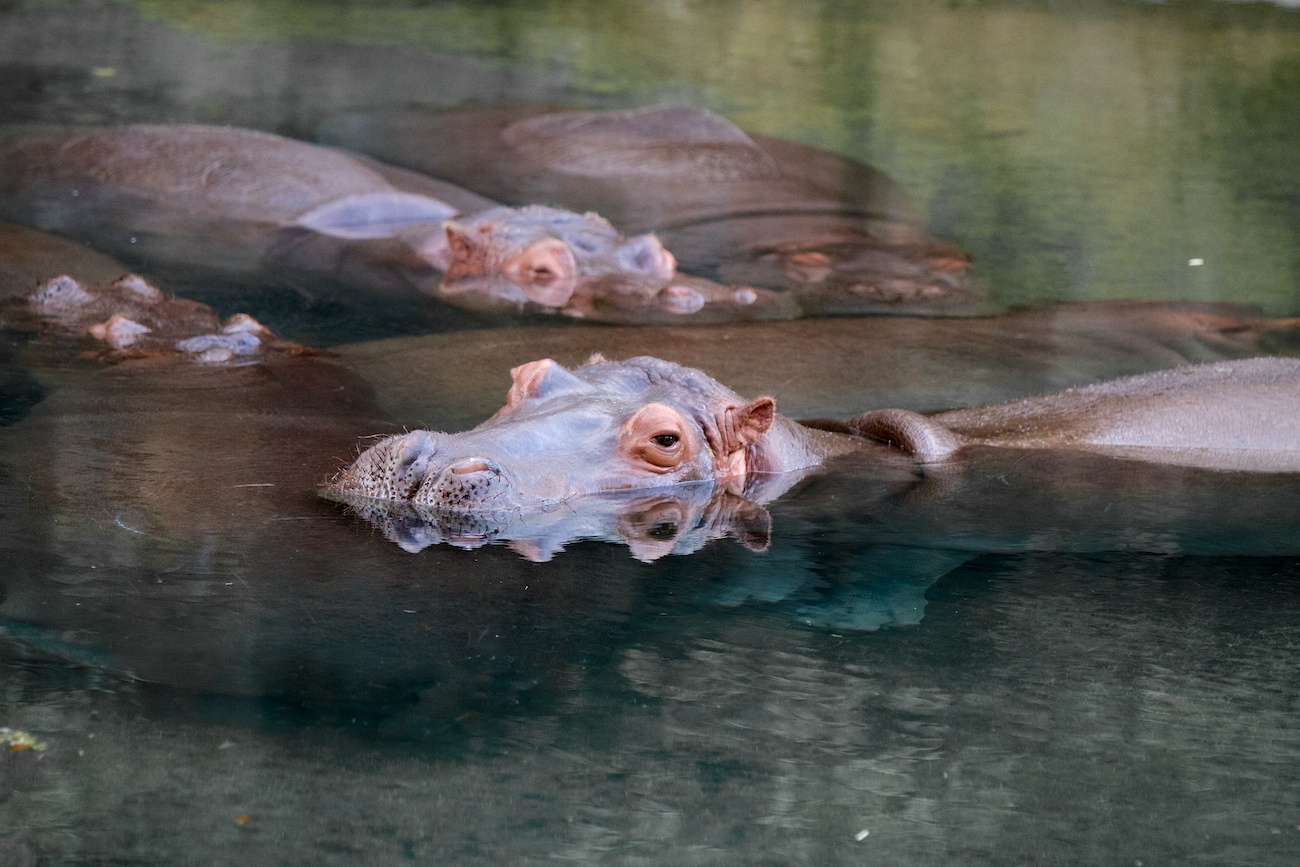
(1, 1, 1298, 864)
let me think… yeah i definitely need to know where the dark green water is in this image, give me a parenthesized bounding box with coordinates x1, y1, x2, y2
(0, 1, 1298, 864)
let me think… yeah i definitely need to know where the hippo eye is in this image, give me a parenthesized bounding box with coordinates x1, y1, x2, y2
(652, 433, 679, 448)
(647, 521, 679, 541)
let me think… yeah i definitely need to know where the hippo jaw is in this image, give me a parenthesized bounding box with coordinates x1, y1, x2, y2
(329, 356, 785, 516)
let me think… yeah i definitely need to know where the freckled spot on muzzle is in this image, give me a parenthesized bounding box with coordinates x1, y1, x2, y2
(414, 457, 515, 512)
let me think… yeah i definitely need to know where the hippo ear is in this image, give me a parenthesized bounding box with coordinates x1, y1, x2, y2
(615, 234, 676, 281)
(420, 222, 475, 272)
(499, 358, 592, 414)
(712, 396, 777, 456)
(294, 192, 458, 240)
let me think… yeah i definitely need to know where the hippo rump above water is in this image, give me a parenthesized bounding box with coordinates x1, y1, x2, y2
(319, 104, 985, 316)
(0, 124, 789, 324)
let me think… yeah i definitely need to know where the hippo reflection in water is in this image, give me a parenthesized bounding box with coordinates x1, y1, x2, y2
(327, 354, 1300, 560)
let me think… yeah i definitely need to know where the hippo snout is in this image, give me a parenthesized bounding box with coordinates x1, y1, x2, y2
(413, 456, 515, 512)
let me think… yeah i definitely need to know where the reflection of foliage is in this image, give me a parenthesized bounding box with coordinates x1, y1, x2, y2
(126, 0, 1299, 312)
(0, 727, 47, 751)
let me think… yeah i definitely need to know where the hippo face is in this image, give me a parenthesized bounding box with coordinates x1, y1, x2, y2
(329, 356, 780, 515)
(421, 206, 727, 318)
(434, 206, 675, 307)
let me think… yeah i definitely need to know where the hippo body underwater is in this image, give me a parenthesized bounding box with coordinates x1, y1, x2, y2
(0, 125, 784, 323)
(319, 105, 984, 316)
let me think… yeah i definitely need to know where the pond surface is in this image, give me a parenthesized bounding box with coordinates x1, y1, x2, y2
(1, 1, 1298, 864)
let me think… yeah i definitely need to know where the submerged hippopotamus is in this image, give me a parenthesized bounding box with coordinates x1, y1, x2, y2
(327, 355, 1300, 538)
(0, 124, 786, 324)
(3, 267, 1299, 645)
(319, 105, 985, 316)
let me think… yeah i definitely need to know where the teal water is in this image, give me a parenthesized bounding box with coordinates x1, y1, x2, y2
(1, 1, 1298, 864)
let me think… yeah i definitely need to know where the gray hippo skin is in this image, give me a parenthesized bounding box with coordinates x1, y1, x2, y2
(319, 105, 984, 315)
(0, 125, 785, 323)
(328, 355, 1300, 530)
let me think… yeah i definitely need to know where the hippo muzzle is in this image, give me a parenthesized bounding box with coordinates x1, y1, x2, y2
(414, 455, 514, 511)
(335, 429, 544, 512)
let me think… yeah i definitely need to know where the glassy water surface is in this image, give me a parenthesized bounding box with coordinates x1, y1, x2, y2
(0, 1, 1298, 864)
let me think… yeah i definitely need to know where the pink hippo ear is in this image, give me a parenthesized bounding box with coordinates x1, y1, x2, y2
(708, 396, 777, 458)
(426, 222, 487, 276)
(502, 238, 579, 308)
(493, 358, 592, 418)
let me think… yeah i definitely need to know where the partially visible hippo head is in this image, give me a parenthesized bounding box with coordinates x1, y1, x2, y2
(326, 356, 832, 544)
(422, 206, 795, 323)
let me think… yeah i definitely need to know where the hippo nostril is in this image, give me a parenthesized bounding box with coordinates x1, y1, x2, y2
(449, 458, 492, 475)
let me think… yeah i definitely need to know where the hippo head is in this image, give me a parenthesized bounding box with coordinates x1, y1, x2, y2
(294, 195, 794, 323)
(421, 206, 793, 322)
(329, 356, 787, 515)
(326, 355, 859, 558)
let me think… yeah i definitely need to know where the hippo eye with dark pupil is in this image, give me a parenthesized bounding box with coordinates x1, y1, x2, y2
(529, 267, 555, 284)
(652, 434, 679, 448)
(648, 521, 678, 540)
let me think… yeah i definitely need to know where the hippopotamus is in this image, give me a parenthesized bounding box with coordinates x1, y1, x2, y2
(327, 355, 1300, 537)
(0, 124, 788, 324)
(1, 270, 1298, 681)
(319, 105, 985, 316)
